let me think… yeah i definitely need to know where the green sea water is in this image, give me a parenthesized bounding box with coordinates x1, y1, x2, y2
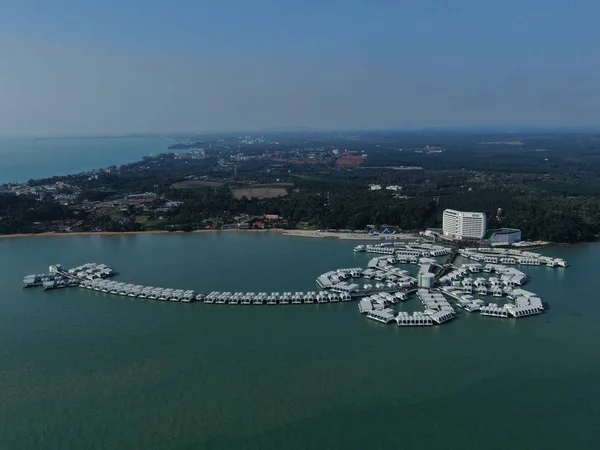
(0, 137, 175, 183)
(1, 233, 599, 449)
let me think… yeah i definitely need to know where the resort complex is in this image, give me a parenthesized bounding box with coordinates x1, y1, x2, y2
(439, 208, 524, 246)
(23, 239, 567, 330)
(442, 209, 487, 240)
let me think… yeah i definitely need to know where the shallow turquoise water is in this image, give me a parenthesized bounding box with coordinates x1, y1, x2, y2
(0, 234, 599, 449)
(0, 137, 175, 183)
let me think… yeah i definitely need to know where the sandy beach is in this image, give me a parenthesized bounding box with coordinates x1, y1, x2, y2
(282, 230, 385, 240)
(0, 229, 420, 241)
(0, 229, 278, 239)
(4, 230, 549, 244)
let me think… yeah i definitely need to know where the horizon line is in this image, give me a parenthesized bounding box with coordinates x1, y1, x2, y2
(3, 124, 600, 140)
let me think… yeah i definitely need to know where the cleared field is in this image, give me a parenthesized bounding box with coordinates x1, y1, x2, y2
(172, 180, 224, 189)
(135, 215, 162, 228)
(232, 186, 289, 199)
(336, 155, 364, 168)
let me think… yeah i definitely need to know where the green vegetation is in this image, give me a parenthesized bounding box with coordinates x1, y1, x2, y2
(3, 130, 600, 243)
(0, 193, 76, 234)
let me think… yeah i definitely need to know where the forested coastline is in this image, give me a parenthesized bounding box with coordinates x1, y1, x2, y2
(3, 130, 600, 243)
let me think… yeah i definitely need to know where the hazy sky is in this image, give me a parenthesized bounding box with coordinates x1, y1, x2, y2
(1, 0, 600, 135)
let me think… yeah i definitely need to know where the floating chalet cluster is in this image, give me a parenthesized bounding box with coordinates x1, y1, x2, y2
(23, 240, 567, 329)
(23, 263, 116, 290)
(458, 248, 568, 267)
(353, 242, 565, 326)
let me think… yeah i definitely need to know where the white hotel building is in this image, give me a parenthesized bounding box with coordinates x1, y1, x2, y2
(442, 209, 487, 240)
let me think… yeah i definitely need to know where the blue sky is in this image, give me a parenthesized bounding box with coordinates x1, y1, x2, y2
(1, 0, 599, 134)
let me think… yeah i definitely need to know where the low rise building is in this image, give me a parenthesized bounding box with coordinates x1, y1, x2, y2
(418, 273, 435, 289)
(486, 228, 522, 244)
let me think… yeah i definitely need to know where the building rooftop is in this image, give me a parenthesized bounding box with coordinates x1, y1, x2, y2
(484, 228, 522, 239)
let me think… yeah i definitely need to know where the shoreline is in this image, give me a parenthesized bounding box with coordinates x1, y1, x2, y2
(0, 229, 391, 241)
(0, 229, 571, 245)
(0, 229, 282, 239)
(282, 230, 389, 241)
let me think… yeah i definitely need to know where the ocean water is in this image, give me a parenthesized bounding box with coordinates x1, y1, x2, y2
(0, 233, 599, 449)
(0, 137, 177, 184)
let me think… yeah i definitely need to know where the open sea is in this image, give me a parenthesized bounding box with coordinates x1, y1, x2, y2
(0, 232, 599, 449)
(0, 137, 177, 184)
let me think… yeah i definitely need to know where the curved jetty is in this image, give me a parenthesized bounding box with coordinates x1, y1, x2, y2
(23, 241, 567, 329)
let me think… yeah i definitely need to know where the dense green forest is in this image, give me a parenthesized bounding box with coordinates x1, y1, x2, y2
(159, 184, 599, 243)
(0, 193, 77, 234)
